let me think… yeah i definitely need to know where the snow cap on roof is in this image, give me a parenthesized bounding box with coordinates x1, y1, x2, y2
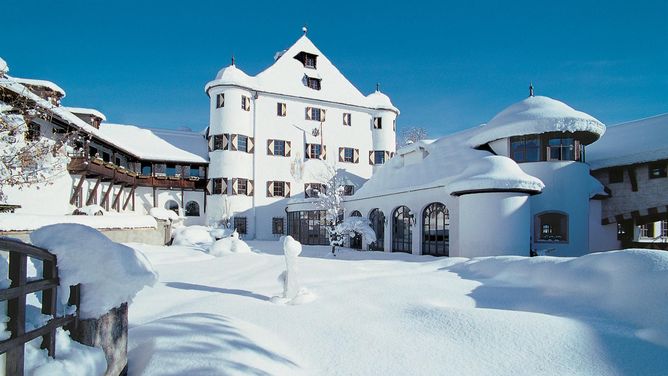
(206, 63, 255, 92)
(587, 113, 668, 170)
(469, 95, 605, 147)
(13, 77, 66, 98)
(0, 57, 7, 75)
(367, 89, 400, 114)
(64, 107, 107, 121)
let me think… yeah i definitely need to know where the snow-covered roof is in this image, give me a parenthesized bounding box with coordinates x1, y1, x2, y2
(354, 127, 545, 199)
(206, 35, 398, 113)
(468, 96, 605, 147)
(13, 77, 66, 97)
(0, 57, 7, 75)
(63, 106, 107, 121)
(587, 113, 668, 170)
(99, 123, 208, 163)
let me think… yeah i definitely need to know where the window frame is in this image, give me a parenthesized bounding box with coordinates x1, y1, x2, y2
(277, 102, 287, 117)
(374, 150, 385, 165)
(343, 112, 351, 126)
(273, 140, 286, 156)
(272, 217, 285, 235)
(237, 178, 248, 195)
(234, 217, 247, 235)
(185, 201, 200, 217)
(216, 93, 225, 108)
(237, 135, 248, 153)
(343, 185, 354, 196)
(343, 147, 354, 163)
(648, 161, 667, 179)
(273, 181, 285, 197)
(535, 211, 569, 243)
(373, 117, 382, 129)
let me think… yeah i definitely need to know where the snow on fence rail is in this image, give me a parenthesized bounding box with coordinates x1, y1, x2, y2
(0, 238, 80, 375)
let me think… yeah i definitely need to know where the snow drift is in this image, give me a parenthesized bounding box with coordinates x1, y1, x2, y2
(30, 224, 158, 319)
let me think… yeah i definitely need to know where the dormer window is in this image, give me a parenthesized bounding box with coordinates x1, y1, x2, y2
(305, 76, 321, 90)
(294, 51, 318, 69)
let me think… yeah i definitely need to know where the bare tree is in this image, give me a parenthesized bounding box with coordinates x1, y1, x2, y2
(397, 126, 428, 149)
(0, 65, 78, 202)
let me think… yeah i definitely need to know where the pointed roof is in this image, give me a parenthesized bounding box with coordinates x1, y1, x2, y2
(206, 35, 397, 112)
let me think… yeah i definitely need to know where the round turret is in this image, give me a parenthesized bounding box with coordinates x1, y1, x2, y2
(367, 89, 398, 164)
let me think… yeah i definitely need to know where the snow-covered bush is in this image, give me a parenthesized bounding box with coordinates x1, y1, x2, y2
(171, 225, 215, 248)
(149, 207, 180, 222)
(72, 204, 104, 216)
(30, 223, 158, 319)
(335, 217, 376, 245)
(209, 230, 251, 256)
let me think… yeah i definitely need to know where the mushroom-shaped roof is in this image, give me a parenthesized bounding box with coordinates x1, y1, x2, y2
(205, 64, 256, 93)
(366, 90, 400, 114)
(468, 95, 605, 147)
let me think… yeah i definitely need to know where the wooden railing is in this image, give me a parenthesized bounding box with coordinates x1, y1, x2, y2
(0, 239, 80, 375)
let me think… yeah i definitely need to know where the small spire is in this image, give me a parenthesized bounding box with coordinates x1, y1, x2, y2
(231, 55, 235, 66)
(302, 25, 308, 35)
(376, 82, 380, 92)
(529, 82, 534, 97)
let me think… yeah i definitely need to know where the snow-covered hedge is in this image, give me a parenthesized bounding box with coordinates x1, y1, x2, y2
(30, 224, 158, 319)
(210, 231, 251, 256)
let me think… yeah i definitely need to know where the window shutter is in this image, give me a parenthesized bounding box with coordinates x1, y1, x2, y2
(322, 145, 327, 160)
(230, 178, 237, 195)
(338, 147, 344, 162)
(222, 134, 229, 150)
(267, 140, 274, 155)
(304, 183, 311, 198)
(267, 181, 274, 197)
(247, 180, 254, 196)
(231, 134, 238, 151)
(305, 144, 311, 159)
(385, 151, 391, 161)
(281, 103, 287, 116)
(248, 137, 255, 154)
(373, 118, 379, 129)
(206, 179, 212, 194)
(285, 182, 291, 198)
(285, 141, 291, 157)
(222, 178, 228, 194)
(305, 107, 312, 120)
(369, 151, 374, 165)
(353, 149, 359, 164)
(321, 109, 326, 122)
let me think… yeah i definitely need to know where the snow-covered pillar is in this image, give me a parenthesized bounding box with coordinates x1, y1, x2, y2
(283, 236, 302, 299)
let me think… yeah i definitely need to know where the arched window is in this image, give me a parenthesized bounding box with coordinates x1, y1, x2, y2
(368, 209, 385, 251)
(349, 210, 363, 249)
(350, 210, 362, 217)
(185, 201, 200, 217)
(535, 212, 568, 242)
(392, 206, 412, 253)
(422, 203, 449, 256)
(165, 200, 179, 215)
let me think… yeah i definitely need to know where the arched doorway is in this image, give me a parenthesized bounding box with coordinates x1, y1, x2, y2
(185, 201, 200, 217)
(422, 203, 449, 256)
(165, 200, 180, 215)
(368, 209, 385, 251)
(392, 206, 412, 253)
(349, 210, 362, 249)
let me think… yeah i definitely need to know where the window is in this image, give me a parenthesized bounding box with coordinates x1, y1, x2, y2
(609, 168, 624, 183)
(305, 107, 325, 121)
(343, 185, 354, 196)
(273, 182, 285, 197)
(306, 143, 322, 159)
(237, 135, 248, 152)
(662, 220, 668, 238)
(237, 178, 248, 195)
(393, 119, 396, 132)
(344, 148, 354, 162)
(374, 150, 385, 165)
(165, 200, 179, 215)
(185, 201, 200, 216)
(234, 217, 247, 235)
(306, 77, 321, 90)
(241, 95, 251, 111)
(212, 178, 226, 194)
(510, 135, 541, 162)
(213, 134, 226, 150)
(535, 212, 568, 242)
(216, 93, 225, 108)
(102, 152, 111, 163)
(190, 166, 200, 178)
(141, 162, 152, 176)
(339, 147, 358, 163)
(166, 165, 177, 177)
(343, 113, 351, 126)
(294, 51, 318, 68)
(272, 217, 285, 235)
(639, 224, 652, 238)
(368, 209, 385, 251)
(648, 161, 667, 179)
(422, 203, 450, 257)
(25, 122, 40, 141)
(273, 140, 286, 156)
(305, 183, 326, 198)
(392, 206, 412, 253)
(546, 136, 582, 161)
(373, 117, 382, 129)
(277, 102, 286, 117)
(267, 181, 290, 197)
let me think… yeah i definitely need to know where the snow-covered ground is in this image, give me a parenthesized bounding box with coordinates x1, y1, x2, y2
(127, 242, 668, 376)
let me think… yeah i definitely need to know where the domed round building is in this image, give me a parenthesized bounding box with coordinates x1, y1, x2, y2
(346, 91, 617, 257)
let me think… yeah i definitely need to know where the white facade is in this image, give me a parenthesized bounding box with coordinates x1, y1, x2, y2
(204, 35, 398, 239)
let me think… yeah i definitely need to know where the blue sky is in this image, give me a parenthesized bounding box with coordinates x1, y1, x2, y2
(4, 0, 667, 138)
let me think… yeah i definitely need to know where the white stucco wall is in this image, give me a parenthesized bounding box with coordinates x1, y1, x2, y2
(457, 192, 530, 257)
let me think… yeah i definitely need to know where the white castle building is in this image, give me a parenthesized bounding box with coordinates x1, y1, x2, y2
(1, 33, 666, 257)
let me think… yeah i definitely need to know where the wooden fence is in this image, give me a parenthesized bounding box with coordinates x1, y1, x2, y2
(0, 238, 80, 375)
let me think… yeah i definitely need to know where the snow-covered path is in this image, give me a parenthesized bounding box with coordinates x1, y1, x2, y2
(127, 242, 668, 375)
